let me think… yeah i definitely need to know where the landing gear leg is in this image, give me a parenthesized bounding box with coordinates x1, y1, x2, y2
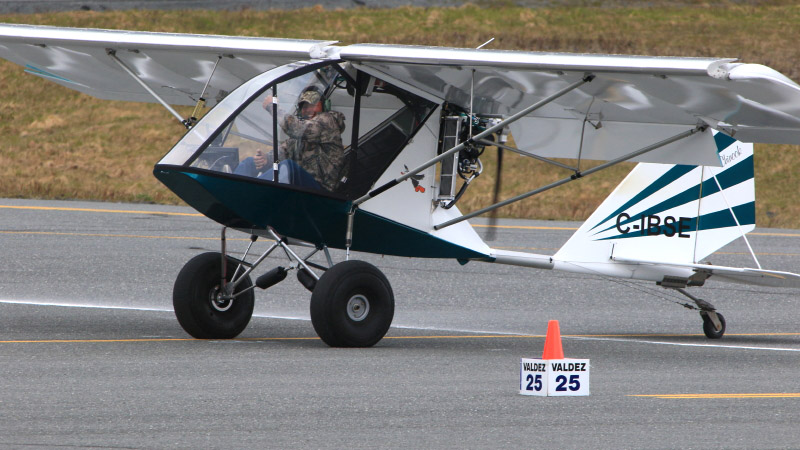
(676, 288, 726, 339)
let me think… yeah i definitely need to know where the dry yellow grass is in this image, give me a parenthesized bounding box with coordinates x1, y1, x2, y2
(1, 3, 799, 226)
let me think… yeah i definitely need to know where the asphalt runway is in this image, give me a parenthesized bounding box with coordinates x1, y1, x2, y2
(2, 198, 800, 448)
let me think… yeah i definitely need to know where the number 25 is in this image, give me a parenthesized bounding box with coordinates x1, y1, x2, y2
(525, 374, 542, 391)
(555, 374, 580, 391)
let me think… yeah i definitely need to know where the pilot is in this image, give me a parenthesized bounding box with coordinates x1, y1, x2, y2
(235, 86, 347, 192)
(279, 87, 348, 191)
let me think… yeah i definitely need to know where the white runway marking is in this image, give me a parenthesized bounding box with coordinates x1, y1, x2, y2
(0, 298, 172, 312)
(569, 335, 800, 352)
(3, 299, 800, 352)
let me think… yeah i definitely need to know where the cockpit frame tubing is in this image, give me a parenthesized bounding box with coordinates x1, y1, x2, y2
(352, 74, 596, 207)
(349, 70, 365, 185)
(271, 84, 280, 182)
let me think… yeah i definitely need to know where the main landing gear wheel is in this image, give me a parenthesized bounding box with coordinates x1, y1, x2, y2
(173, 252, 255, 339)
(701, 311, 726, 339)
(310, 260, 394, 347)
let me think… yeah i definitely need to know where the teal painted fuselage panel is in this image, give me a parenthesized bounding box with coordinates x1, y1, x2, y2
(154, 166, 487, 260)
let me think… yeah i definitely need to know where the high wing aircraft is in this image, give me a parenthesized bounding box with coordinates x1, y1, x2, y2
(4, 23, 800, 346)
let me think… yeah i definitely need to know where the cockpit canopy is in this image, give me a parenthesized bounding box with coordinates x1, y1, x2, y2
(158, 60, 437, 199)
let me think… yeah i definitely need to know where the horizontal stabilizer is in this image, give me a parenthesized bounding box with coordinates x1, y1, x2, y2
(613, 257, 800, 288)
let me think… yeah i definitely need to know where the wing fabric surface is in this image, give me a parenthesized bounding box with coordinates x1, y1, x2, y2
(339, 44, 800, 165)
(0, 23, 332, 106)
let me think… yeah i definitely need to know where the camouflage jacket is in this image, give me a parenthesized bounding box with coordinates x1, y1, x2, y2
(280, 110, 347, 191)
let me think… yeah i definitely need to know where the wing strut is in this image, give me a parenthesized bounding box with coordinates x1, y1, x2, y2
(187, 55, 224, 128)
(476, 139, 577, 171)
(434, 124, 708, 230)
(106, 49, 189, 128)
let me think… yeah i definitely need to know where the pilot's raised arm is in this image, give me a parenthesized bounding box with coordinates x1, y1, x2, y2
(281, 111, 345, 142)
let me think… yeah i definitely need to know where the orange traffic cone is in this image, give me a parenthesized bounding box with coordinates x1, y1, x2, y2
(542, 320, 564, 360)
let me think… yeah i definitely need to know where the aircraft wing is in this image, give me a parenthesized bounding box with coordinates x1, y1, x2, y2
(5, 25, 800, 165)
(338, 44, 800, 165)
(0, 23, 333, 107)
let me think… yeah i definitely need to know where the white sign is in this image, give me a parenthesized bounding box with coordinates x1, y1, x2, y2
(520, 358, 590, 396)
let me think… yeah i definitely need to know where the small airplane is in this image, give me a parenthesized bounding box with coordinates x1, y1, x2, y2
(4, 23, 800, 346)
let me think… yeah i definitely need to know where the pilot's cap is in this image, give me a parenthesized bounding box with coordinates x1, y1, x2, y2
(298, 89, 322, 105)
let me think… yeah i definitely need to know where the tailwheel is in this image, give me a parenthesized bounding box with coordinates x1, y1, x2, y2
(310, 260, 394, 347)
(173, 252, 255, 339)
(673, 288, 726, 339)
(701, 311, 726, 339)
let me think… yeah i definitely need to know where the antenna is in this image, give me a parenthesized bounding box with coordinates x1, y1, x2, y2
(476, 37, 495, 49)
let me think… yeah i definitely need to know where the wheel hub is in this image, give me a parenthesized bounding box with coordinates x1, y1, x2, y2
(346, 294, 370, 322)
(210, 286, 233, 312)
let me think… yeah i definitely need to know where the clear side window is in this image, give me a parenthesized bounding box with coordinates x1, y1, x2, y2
(340, 77, 438, 198)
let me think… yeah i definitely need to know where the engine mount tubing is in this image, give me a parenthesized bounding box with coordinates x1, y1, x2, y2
(434, 125, 705, 230)
(353, 74, 596, 207)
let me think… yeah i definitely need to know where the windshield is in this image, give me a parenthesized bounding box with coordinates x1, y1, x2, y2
(158, 63, 297, 168)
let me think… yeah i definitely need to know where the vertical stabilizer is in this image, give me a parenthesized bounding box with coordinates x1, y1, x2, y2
(554, 131, 754, 266)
